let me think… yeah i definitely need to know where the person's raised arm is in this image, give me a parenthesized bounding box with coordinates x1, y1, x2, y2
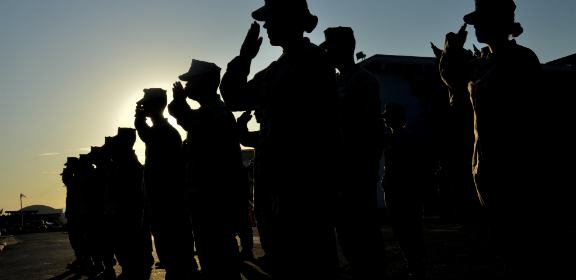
(220, 22, 265, 111)
(439, 24, 477, 90)
(168, 81, 196, 131)
(134, 104, 151, 142)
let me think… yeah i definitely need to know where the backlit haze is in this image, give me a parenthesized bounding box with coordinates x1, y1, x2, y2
(1, 0, 575, 211)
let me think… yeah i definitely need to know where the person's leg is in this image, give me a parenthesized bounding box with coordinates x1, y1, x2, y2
(237, 207, 255, 258)
(66, 217, 86, 268)
(278, 173, 339, 280)
(192, 206, 241, 280)
(254, 182, 281, 265)
(84, 217, 104, 273)
(151, 207, 198, 279)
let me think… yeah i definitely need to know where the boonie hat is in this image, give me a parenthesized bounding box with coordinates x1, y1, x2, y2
(463, 0, 516, 25)
(319, 26, 355, 50)
(252, 0, 312, 21)
(64, 157, 78, 166)
(179, 59, 221, 82)
(137, 88, 167, 105)
(88, 146, 102, 157)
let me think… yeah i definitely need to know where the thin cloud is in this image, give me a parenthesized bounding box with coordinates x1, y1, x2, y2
(39, 153, 60, 156)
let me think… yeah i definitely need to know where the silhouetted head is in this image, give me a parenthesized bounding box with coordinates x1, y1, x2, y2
(113, 128, 136, 154)
(137, 88, 167, 117)
(101, 137, 114, 162)
(63, 157, 78, 172)
(252, 0, 318, 47)
(179, 59, 221, 102)
(382, 103, 406, 130)
(319, 27, 355, 68)
(88, 146, 102, 165)
(464, 0, 523, 44)
(77, 154, 92, 171)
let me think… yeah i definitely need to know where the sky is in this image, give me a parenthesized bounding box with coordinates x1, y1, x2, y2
(1, 0, 575, 212)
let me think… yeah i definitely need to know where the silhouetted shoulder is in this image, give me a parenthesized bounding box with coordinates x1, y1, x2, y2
(513, 43, 542, 66)
(302, 40, 332, 64)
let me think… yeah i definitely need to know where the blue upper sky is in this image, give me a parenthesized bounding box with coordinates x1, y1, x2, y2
(1, 0, 574, 211)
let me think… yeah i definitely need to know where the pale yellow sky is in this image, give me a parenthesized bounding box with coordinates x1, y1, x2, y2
(1, 0, 575, 212)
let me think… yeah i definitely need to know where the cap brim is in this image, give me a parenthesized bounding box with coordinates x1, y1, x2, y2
(252, 5, 273, 21)
(179, 73, 191, 81)
(463, 11, 481, 24)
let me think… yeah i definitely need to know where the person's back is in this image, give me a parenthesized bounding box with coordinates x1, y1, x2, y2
(169, 59, 242, 280)
(134, 88, 198, 279)
(320, 26, 388, 279)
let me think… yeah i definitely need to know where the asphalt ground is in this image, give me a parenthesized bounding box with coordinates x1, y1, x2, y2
(0, 219, 574, 280)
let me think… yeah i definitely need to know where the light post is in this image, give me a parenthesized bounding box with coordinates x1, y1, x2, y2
(20, 193, 26, 230)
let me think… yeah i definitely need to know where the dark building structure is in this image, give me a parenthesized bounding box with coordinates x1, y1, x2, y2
(357, 53, 576, 208)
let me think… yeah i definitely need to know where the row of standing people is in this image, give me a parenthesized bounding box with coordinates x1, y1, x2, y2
(63, 0, 575, 279)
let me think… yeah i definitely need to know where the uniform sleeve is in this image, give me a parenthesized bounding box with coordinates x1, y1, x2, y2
(135, 117, 151, 143)
(439, 37, 478, 90)
(220, 56, 266, 111)
(168, 99, 196, 131)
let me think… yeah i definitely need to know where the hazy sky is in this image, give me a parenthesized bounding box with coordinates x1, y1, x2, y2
(1, 0, 575, 212)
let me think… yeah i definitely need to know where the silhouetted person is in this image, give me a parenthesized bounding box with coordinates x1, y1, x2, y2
(220, 1, 342, 278)
(78, 146, 114, 277)
(63, 157, 90, 270)
(381, 103, 425, 279)
(438, 0, 576, 279)
(169, 59, 242, 280)
(98, 138, 118, 278)
(319, 26, 388, 279)
(106, 128, 150, 279)
(74, 154, 95, 273)
(135, 88, 198, 279)
(236, 164, 255, 260)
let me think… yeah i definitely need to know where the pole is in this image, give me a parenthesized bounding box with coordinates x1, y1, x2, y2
(20, 195, 23, 230)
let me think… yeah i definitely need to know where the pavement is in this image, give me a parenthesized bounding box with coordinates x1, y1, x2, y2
(0, 219, 574, 280)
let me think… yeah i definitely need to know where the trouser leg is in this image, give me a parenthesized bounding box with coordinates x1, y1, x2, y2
(254, 183, 280, 261)
(151, 210, 198, 277)
(83, 216, 103, 267)
(237, 209, 254, 252)
(192, 205, 240, 280)
(278, 180, 339, 279)
(335, 171, 387, 279)
(140, 216, 154, 269)
(68, 217, 86, 257)
(391, 213, 424, 269)
(475, 174, 547, 280)
(386, 194, 424, 272)
(113, 213, 144, 273)
(97, 216, 117, 268)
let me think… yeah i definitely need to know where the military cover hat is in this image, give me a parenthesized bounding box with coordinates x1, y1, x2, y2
(137, 88, 167, 105)
(64, 157, 78, 166)
(102, 136, 114, 151)
(319, 26, 355, 50)
(382, 102, 405, 119)
(463, 0, 516, 25)
(88, 146, 102, 156)
(104, 136, 114, 146)
(79, 154, 90, 162)
(252, 0, 312, 21)
(116, 127, 136, 138)
(179, 59, 221, 82)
